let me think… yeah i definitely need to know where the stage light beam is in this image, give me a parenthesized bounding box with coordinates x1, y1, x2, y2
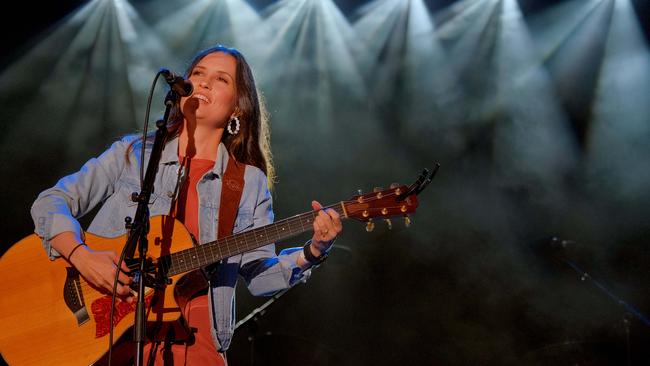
(491, 0, 578, 185)
(586, 0, 650, 201)
(0, 0, 169, 166)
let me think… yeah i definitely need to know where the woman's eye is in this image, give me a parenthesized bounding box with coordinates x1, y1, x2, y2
(218, 76, 227, 83)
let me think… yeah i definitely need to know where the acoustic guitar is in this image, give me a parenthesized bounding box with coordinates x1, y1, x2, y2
(0, 169, 435, 365)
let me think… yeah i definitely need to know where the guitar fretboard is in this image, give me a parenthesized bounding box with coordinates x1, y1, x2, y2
(159, 203, 346, 276)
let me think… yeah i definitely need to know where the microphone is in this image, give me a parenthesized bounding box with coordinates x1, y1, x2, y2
(160, 68, 193, 96)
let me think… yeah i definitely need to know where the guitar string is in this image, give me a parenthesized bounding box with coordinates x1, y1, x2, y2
(74, 199, 414, 294)
(75, 189, 414, 293)
(169, 188, 411, 260)
(74, 203, 413, 295)
(165, 191, 414, 275)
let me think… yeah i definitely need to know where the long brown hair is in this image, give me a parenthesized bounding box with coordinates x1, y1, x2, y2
(131, 45, 275, 189)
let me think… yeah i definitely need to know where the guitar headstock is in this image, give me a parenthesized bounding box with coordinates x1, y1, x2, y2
(341, 167, 439, 231)
(344, 184, 418, 222)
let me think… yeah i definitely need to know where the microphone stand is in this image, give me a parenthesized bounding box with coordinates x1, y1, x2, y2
(122, 90, 178, 366)
(235, 276, 308, 366)
(560, 257, 650, 366)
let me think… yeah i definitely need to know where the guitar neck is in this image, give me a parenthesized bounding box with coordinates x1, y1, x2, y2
(160, 203, 347, 276)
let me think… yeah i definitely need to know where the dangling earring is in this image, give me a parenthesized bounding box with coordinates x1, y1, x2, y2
(227, 115, 240, 135)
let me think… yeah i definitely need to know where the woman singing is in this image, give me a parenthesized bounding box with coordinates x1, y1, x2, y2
(31, 45, 342, 365)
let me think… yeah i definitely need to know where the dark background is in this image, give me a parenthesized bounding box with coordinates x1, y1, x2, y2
(1, 0, 650, 365)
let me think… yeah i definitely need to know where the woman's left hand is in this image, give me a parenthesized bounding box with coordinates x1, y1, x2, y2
(310, 200, 342, 255)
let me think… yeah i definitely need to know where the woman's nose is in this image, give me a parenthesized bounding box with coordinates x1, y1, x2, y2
(199, 80, 211, 89)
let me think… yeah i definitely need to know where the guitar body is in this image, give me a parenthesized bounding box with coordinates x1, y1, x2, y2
(0, 216, 197, 366)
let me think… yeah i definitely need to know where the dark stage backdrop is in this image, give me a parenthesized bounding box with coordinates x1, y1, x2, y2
(1, 0, 649, 365)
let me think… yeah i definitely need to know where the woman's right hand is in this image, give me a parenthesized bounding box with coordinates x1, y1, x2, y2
(51, 231, 134, 302)
(70, 246, 134, 302)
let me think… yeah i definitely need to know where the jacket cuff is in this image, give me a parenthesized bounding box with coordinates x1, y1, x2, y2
(278, 246, 313, 285)
(35, 213, 83, 260)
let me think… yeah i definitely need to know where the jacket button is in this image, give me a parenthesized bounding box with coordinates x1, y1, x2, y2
(166, 191, 174, 198)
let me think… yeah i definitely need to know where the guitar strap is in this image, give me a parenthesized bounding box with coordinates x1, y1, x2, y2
(218, 155, 246, 239)
(174, 155, 245, 315)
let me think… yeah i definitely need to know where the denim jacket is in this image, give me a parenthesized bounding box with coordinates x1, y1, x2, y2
(30, 135, 309, 351)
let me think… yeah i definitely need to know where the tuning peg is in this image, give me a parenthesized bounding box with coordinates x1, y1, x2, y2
(373, 187, 384, 198)
(390, 183, 403, 196)
(357, 189, 365, 203)
(404, 215, 411, 228)
(385, 218, 392, 230)
(365, 220, 375, 232)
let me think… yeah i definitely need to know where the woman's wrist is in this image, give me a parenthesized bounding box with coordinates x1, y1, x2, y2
(50, 231, 85, 261)
(67, 243, 87, 263)
(302, 242, 328, 266)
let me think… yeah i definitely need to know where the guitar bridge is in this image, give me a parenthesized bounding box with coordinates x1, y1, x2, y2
(64, 267, 90, 326)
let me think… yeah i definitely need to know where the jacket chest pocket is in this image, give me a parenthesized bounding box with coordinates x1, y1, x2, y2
(233, 210, 254, 234)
